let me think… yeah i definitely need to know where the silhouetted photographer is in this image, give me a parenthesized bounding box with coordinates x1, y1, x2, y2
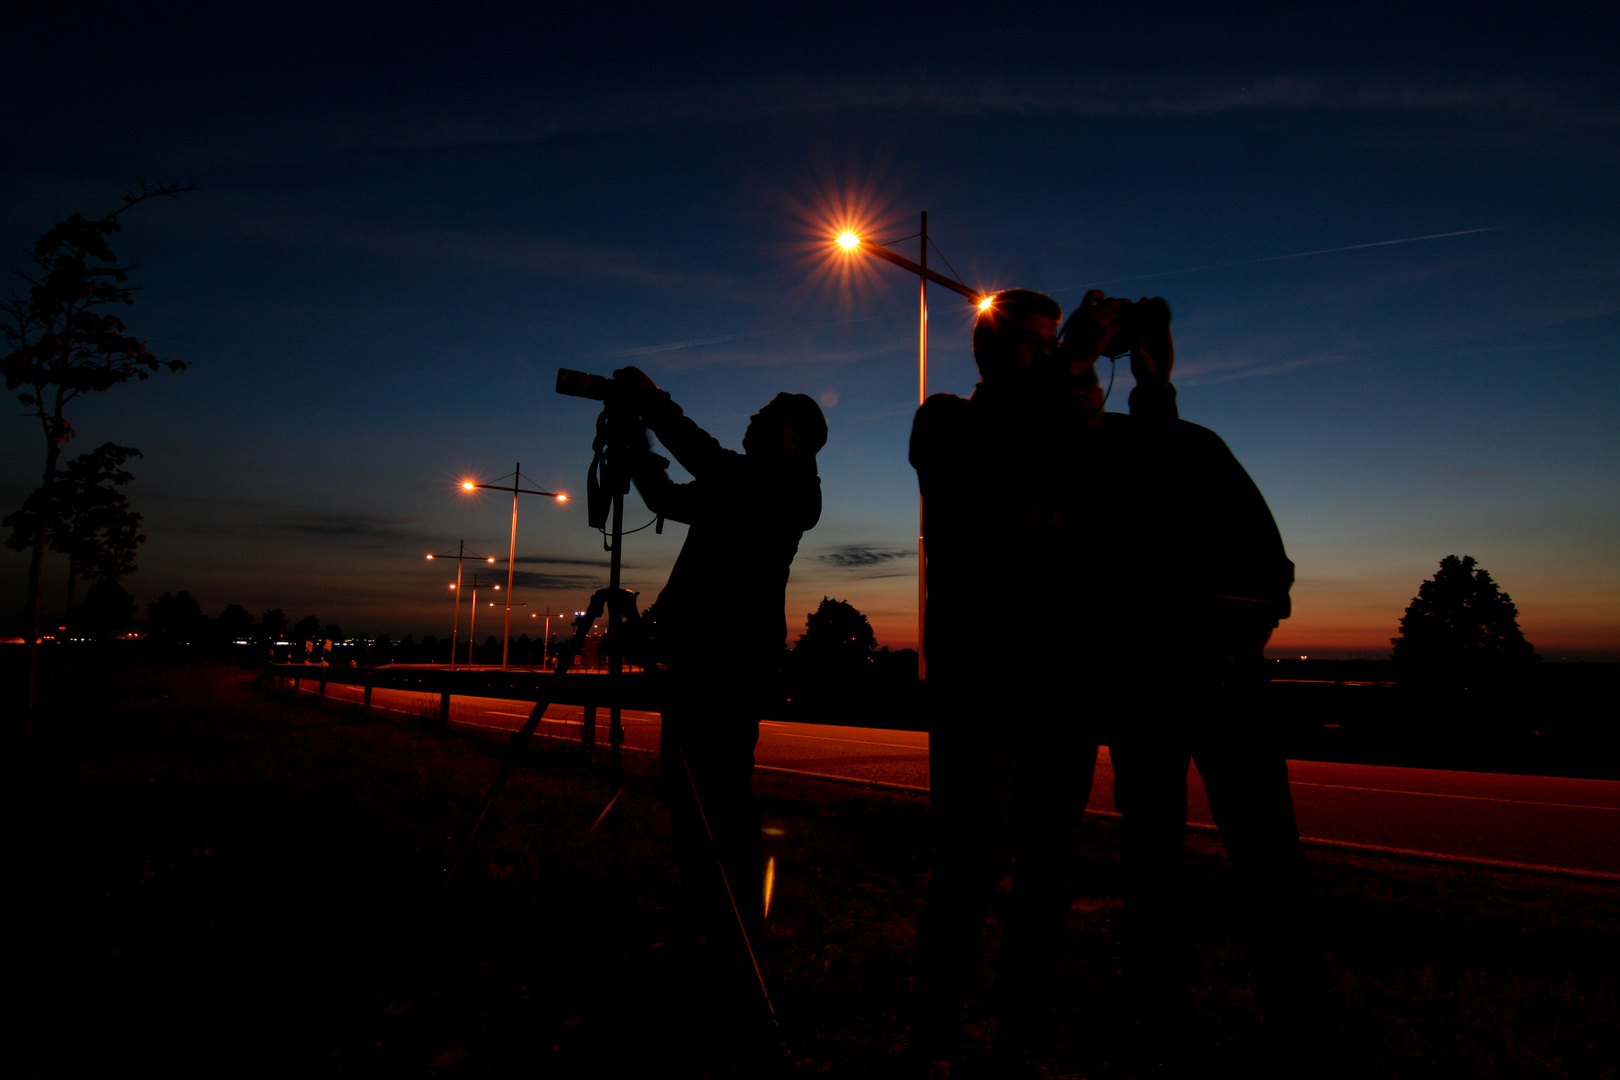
(908, 286, 1313, 1071)
(907, 287, 1179, 1071)
(611, 366, 826, 990)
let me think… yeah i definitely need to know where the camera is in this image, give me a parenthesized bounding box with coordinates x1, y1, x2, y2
(1061, 295, 1172, 359)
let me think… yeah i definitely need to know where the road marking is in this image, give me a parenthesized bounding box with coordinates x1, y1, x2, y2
(490, 711, 533, 718)
(1291, 836, 1620, 883)
(761, 731, 927, 750)
(755, 764, 929, 793)
(1289, 780, 1620, 812)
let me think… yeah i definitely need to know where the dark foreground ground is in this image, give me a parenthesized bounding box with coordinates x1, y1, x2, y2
(16, 662, 1620, 1078)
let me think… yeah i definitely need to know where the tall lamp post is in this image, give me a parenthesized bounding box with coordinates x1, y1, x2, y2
(466, 574, 503, 665)
(834, 216, 988, 677)
(426, 542, 497, 669)
(460, 463, 567, 669)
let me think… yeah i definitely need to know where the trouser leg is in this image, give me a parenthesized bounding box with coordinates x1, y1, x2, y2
(997, 734, 1099, 1051)
(1193, 718, 1327, 1025)
(1110, 725, 1196, 1016)
(909, 708, 1016, 1059)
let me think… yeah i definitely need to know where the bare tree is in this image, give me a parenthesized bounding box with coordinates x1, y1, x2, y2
(2, 180, 193, 731)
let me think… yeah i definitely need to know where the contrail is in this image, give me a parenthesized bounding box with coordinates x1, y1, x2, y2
(1047, 226, 1507, 293)
(603, 311, 897, 358)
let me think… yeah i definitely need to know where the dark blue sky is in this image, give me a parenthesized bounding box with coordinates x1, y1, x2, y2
(4, 2, 1616, 657)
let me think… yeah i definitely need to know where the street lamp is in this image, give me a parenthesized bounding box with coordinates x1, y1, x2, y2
(426, 542, 497, 669)
(466, 574, 502, 665)
(460, 463, 567, 669)
(834, 215, 987, 676)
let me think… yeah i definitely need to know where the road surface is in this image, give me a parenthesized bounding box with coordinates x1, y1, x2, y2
(296, 678, 1620, 879)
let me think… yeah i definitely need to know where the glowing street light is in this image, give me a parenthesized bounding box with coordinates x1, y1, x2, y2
(460, 462, 568, 668)
(834, 215, 988, 675)
(427, 542, 498, 668)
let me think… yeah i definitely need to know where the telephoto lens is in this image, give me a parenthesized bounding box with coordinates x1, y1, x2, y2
(556, 368, 613, 400)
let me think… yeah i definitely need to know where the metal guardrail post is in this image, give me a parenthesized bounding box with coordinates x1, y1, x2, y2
(439, 691, 451, 726)
(363, 680, 373, 714)
(582, 703, 596, 756)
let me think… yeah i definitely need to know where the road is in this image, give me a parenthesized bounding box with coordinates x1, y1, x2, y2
(298, 678, 1620, 879)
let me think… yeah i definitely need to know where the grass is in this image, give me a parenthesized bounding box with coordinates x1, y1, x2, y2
(16, 660, 1619, 1078)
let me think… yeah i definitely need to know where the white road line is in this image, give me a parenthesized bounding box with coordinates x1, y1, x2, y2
(1289, 780, 1620, 812)
(1291, 836, 1620, 883)
(1082, 809, 1620, 881)
(755, 764, 929, 793)
(449, 718, 656, 753)
(762, 731, 927, 750)
(490, 711, 533, 717)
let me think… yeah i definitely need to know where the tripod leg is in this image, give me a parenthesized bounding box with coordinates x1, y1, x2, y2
(677, 745, 778, 1027)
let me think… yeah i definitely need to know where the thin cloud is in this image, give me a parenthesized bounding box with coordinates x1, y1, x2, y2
(1044, 228, 1507, 295)
(273, 514, 423, 544)
(816, 545, 916, 572)
(278, 74, 1618, 153)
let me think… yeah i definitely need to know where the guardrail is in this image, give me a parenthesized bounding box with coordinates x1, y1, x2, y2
(264, 663, 928, 734)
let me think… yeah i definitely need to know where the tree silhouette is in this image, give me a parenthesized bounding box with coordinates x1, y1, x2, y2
(4, 181, 192, 727)
(794, 596, 877, 671)
(75, 580, 137, 639)
(146, 590, 207, 647)
(259, 608, 290, 640)
(1392, 555, 1537, 686)
(4, 442, 145, 634)
(213, 604, 255, 643)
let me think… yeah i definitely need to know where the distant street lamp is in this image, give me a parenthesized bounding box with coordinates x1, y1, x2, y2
(426, 542, 497, 668)
(460, 463, 567, 669)
(834, 215, 987, 676)
(466, 573, 502, 665)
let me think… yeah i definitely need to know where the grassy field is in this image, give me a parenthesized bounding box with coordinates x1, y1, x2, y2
(16, 661, 1619, 1078)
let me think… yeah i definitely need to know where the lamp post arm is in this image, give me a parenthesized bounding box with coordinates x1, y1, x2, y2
(861, 242, 980, 301)
(471, 482, 562, 498)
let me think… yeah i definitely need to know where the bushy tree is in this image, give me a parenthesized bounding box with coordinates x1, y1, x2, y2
(74, 580, 138, 639)
(259, 608, 290, 640)
(146, 590, 207, 647)
(213, 604, 255, 642)
(794, 596, 877, 671)
(1392, 555, 1537, 686)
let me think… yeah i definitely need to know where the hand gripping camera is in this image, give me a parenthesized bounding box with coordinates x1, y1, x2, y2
(1060, 294, 1173, 359)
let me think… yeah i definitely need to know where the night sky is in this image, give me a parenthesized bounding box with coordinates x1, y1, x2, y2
(3, 2, 1616, 659)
